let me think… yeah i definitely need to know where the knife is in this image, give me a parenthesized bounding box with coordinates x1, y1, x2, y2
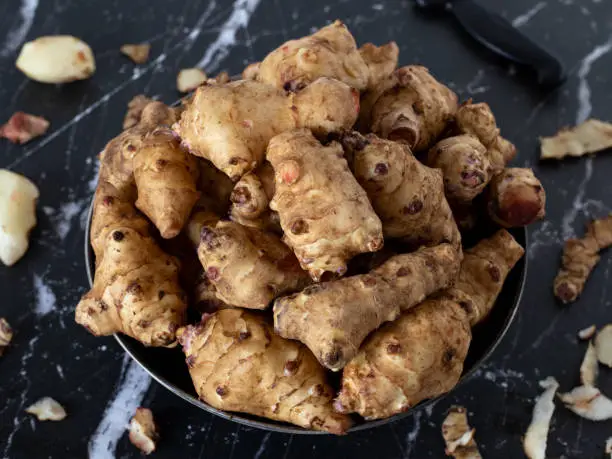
(415, 0, 566, 87)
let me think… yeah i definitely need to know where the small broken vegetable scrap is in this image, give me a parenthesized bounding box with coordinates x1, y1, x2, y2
(523, 377, 559, 459)
(25, 397, 67, 421)
(0, 112, 49, 144)
(0, 318, 13, 356)
(441, 406, 482, 459)
(540, 118, 612, 160)
(120, 44, 151, 64)
(554, 214, 612, 303)
(128, 407, 159, 455)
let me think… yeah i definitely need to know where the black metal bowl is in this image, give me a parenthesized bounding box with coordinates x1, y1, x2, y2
(84, 198, 527, 434)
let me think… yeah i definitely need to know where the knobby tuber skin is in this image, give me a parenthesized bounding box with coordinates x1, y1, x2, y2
(554, 214, 612, 304)
(98, 101, 179, 199)
(453, 101, 516, 172)
(342, 132, 461, 251)
(334, 298, 470, 419)
(133, 128, 200, 239)
(274, 244, 461, 371)
(197, 220, 310, 309)
(123, 95, 155, 130)
(185, 207, 220, 248)
(242, 62, 260, 80)
(229, 162, 280, 233)
(174, 78, 359, 181)
(427, 135, 493, 203)
(359, 42, 399, 91)
(444, 229, 525, 326)
(267, 129, 383, 281)
(77, 102, 187, 347)
(360, 65, 458, 152)
(258, 20, 369, 91)
(335, 230, 524, 418)
(486, 168, 546, 228)
(177, 309, 352, 434)
(76, 183, 187, 346)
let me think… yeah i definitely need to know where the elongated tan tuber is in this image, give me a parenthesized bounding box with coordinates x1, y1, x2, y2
(274, 244, 461, 371)
(76, 181, 187, 346)
(486, 168, 546, 228)
(360, 65, 458, 151)
(334, 298, 470, 419)
(174, 78, 359, 181)
(229, 162, 280, 233)
(554, 214, 612, 303)
(445, 229, 525, 326)
(342, 132, 461, 250)
(133, 128, 200, 238)
(198, 220, 310, 309)
(258, 20, 369, 91)
(335, 230, 523, 418)
(177, 309, 352, 434)
(359, 42, 399, 91)
(268, 129, 383, 280)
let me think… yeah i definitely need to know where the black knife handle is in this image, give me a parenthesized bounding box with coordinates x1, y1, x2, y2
(450, 0, 566, 87)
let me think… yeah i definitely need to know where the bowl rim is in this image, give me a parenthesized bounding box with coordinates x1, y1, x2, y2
(84, 194, 528, 435)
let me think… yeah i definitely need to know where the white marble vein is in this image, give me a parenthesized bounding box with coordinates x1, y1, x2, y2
(404, 410, 423, 457)
(33, 274, 57, 316)
(254, 433, 271, 459)
(0, 0, 38, 57)
(561, 35, 612, 239)
(88, 356, 151, 459)
(512, 2, 547, 28)
(196, 0, 262, 71)
(1, 336, 39, 459)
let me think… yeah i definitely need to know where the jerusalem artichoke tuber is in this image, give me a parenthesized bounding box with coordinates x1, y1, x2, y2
(76, 182, 187, 346)
(335, 230, 524, 418)
(554, 214, 612, 304)
(133, 128, 200, 238)
(198, 220, 310, 309)
(257, 20, 369, 91)
(341, 131, 461, 250)
(274, 244, 461, 371)
(334, 298, 470, 419)
(486, 168, 546, 228)
(174, 78, 359, 181)
(267, 129, 383, 281)
(444, 229, 525, 326)
(360, 65, 458, 151)
(177, 309, 352, 434)
(427, 134, 493, 203)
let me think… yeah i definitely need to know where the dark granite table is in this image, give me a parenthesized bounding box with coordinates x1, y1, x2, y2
(1, 1, 612, 458)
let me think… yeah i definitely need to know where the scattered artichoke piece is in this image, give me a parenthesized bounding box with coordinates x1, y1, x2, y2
(441, 406, 482, 459)
(523, 377, 559, 459)
(0, 112, 49, 144)
(25, 397, 67, 421)
(595, 324, 612, 367)
(540, 119, 612, 160)
(558, 385, 612, 421)
(120, 44, 150, 64)
(177, 68, 207, 93)
(128, 407, 159, 455)
(16, 35, 95, 83)
(0, 318, 13, 356)
(606, 437, 612, 456)
(0, 170, 39, 266)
